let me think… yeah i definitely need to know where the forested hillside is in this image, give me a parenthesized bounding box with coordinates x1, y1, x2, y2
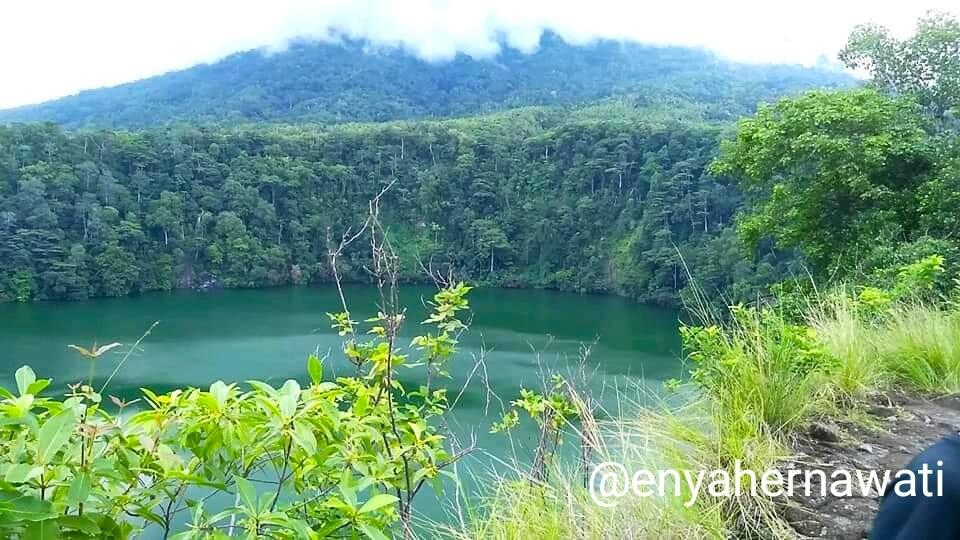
(0, 34, 851, 129)
(0, 31, 863, 305)
(0, 105, 797, 304)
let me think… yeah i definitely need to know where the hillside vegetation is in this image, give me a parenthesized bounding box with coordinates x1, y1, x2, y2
(0, 34, 850, 129)
(0, 105, 797, 305)
(0, 32, 861, 306)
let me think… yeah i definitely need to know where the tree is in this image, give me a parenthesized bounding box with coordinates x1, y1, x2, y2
(93, 243, 139, 297)
(146, 190, 185, 245)
(711, 89, 935, 270)
(469, 219, 510, 275)
(14, 178, 57, 230)
(840, 11, 960, 116)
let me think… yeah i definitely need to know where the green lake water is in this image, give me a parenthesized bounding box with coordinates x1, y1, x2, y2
(0, 285, 681, 528)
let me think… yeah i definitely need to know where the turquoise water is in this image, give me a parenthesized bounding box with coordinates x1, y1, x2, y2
(0, 285, 682, 528)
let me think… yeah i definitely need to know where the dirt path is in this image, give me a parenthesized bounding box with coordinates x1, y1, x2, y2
(780, 394, 960, 539)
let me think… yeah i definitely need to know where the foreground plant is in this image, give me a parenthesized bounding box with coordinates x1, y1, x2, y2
(0, 194, 472, 539)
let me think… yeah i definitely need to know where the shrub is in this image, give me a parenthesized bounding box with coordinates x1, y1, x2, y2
(0, 282, 472, 539)
(682, 305, 833, 440)
(876, 306, 960, 393)
(808, 294, 887, 401)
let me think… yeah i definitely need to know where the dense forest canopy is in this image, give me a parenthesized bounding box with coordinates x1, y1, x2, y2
(0, 31, 863, 306)
(0, 106, 796, 304)
(714, 12, 960, 291)
(7, 14, 956, 308)
(0, 34, 851, 129)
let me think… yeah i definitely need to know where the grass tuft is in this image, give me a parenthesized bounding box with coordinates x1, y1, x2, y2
(445, 280, 960, 540)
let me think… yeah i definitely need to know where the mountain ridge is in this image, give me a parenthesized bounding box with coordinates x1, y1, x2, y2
(0, 33, 854, 129)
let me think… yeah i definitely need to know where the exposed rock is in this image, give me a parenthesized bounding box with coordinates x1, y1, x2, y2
(196, 276, 220, 290)
(809, 421, 843, 443)
(932, 395, 960, 411)
(780, 394, 960, 539)
(867, 405, 896, 418)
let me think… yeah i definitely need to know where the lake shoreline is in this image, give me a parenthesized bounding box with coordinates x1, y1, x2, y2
(0, 276, 682, 309)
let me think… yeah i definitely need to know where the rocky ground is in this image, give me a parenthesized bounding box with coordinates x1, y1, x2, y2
(779, 393, 960, 539)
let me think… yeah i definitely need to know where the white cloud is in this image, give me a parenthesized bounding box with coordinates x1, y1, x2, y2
(0, 0, 955, 108)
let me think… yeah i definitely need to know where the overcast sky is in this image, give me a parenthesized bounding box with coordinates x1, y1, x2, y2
(1, 0, 955, 109)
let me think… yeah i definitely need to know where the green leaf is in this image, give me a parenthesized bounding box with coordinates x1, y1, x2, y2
(10, 395, 35, 419)
(206, 508, 240, 525)
(57, 515, 101, 535)
(67, 471, 92, 506)
(209, 381, 229, 407)
(307, 354, 324, 385)
(354, 392, 369, 417)
(234, 477, 257, 512)
(245, 380, 277, 397)
(0, 492, 58, 521)
(261, 514, 310, 537)
(23, 518, 60, 540)
(359, 522, 390, 540)
(278, 380, 301, 419)
(314, 517, 350, 538)
(358, 494, 398, 515)
(26, 379, 50, 396)
(92, 512, 127, 539)
(15, 366, 37, 396)
(439, 469, 460, 487)
(292, 421, 317, 455)
(4, 464, 42, 484)
(35, 408, 76, 465)
(139, 387, 162, 408)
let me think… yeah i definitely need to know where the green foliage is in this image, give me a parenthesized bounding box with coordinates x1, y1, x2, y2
(491, 375, 580, 484)
(494, 373, 579, 433)
(685, 252, 960, 450)
(840, 11, 960, 116)
(502, 384, 578, 433)
(412, 282, 471, 381)
(805, 254, 960, 395)
(682, 306, 833, 444)
(813, 292, 960, 396)
(711, 88, 938, 270)
(0, 30, 855, 309)
(93, 243, 140, 297)
(461, 387, 786, 539)
(856, 286, 893, 316)
(893, 254, 945, 299)
(0, 283, 472, 538)
(10, 270, 38, 302)
(872, 306, 960, 393)
(712, 13, 960, 291)
(0, 110, 791, 307)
